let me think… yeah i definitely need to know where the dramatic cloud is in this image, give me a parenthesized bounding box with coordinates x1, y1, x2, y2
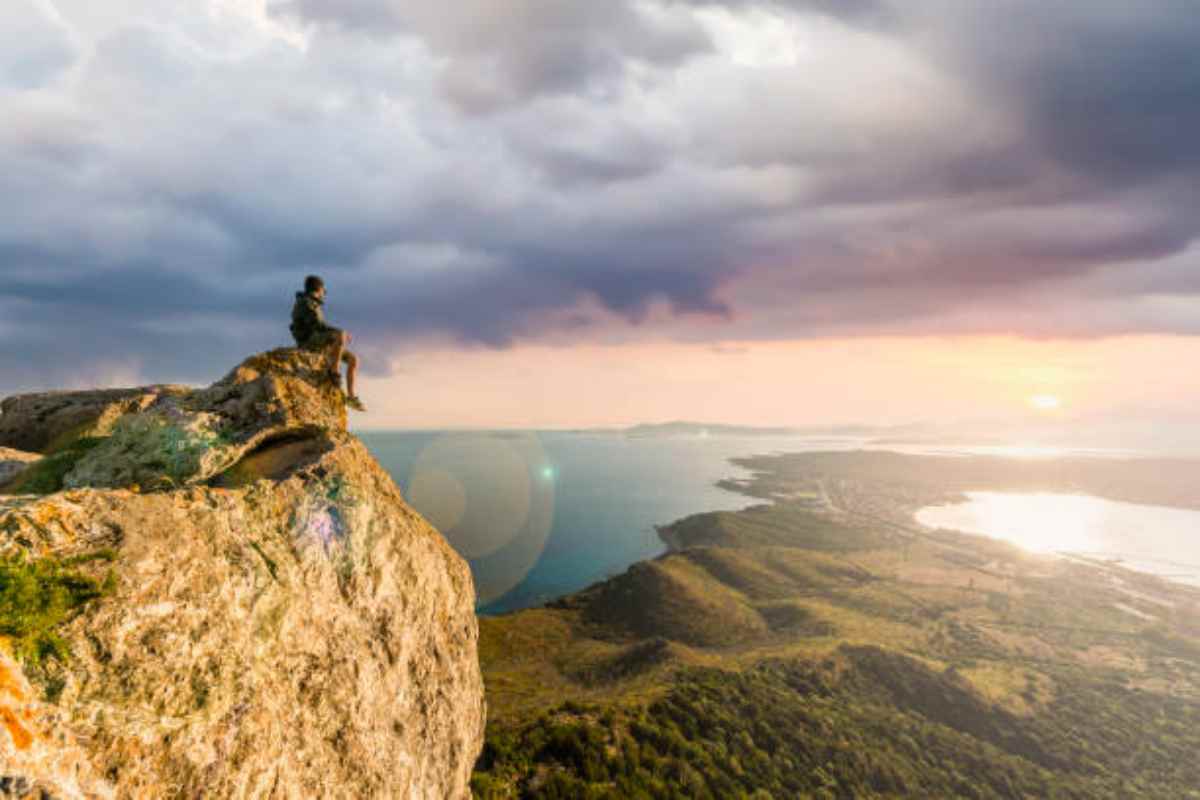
(274, 0, 711, 111)
(2, 0, 1200, 392)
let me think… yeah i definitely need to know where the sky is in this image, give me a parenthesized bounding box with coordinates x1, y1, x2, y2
(3, 0, 1200, 429)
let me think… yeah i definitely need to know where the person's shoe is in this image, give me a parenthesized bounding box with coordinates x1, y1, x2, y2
(346, 395, 367, 412)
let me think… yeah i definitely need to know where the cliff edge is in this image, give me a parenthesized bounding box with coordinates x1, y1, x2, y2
(0, 349, 485, 799)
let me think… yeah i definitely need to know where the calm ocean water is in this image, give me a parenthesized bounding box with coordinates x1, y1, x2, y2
(358, 431, 1200, 612)
(359, 431, 845, 614)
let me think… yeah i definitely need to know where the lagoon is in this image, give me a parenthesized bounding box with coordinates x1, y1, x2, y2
(916, 491, 1200, 588)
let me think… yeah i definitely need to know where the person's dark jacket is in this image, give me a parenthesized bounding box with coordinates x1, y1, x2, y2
(290, 291, 334, 346)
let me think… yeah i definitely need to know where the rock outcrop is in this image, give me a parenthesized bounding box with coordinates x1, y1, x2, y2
(0, 349, 485, 799)
(0, 386, 190, 455)
(0, 448, 39, 486)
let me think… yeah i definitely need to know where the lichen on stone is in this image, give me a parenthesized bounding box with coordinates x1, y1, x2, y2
(64, 407, 233, 491)
(0, 550, 114, 668)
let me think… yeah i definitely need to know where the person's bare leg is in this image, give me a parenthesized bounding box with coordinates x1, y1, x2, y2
(328, 332, 347, 382)
(344, 351, 358, 398)
(342, 351, 366, 411)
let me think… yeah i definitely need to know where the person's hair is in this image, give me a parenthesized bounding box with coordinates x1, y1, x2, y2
(304, 275, 324, 293)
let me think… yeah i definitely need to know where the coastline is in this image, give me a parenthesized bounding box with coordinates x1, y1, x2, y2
(584, 447, 1200, 611)
(472, 448, 1200, 795)
(719, 450, 1200, 599)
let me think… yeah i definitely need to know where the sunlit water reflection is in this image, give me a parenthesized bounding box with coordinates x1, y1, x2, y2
(917, 492, 1200, 587)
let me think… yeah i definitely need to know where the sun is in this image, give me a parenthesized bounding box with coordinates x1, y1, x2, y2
(1028, 394, 1062, 411)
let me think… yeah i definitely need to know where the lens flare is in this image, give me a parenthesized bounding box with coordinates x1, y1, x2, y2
(405, 433, 555, 605)
(406, 468, 468, 534)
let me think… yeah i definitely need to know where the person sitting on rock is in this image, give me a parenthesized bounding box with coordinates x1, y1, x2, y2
(290, 275, 367, 412)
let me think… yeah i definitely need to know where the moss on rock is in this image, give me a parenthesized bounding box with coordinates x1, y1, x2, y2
(2, 438, 105, 496)
(0, 550, 114, 667)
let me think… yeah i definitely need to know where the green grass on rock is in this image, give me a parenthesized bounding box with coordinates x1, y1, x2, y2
(0, 550, 115, 667)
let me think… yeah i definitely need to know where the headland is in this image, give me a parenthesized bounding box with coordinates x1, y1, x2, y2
(472, 449, 1200, 798)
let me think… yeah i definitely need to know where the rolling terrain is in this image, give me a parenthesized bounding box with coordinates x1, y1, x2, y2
(472, 451, 1200, 798)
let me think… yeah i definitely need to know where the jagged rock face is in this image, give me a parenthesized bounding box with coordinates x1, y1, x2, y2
(0, 351, 485, 799)
(0, 650, 99, 799)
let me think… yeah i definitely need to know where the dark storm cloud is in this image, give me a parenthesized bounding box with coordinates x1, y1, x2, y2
(4, 0, 1200, 392)
(877, 1, 1200, 190)
(300, 213, 742, 350)
(693, 0, 1200, 304)
(1009, 13, 1200, 184)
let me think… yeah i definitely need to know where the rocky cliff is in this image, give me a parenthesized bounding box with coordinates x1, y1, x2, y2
(0, 350, 485, 799)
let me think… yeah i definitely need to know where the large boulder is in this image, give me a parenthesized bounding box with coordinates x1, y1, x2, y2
(0, 386, 189, 454)
(62, 349, 348, 491)
(0, 350, 485, 799)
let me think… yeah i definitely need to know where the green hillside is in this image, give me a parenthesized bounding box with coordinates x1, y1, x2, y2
(472, 452, 1200, 798)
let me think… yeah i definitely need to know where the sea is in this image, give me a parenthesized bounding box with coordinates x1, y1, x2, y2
(358, 431, 1200, 613)
(359, 431, 863, 614)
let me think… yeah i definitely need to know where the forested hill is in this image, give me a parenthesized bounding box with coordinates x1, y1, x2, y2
(471, 452, 1200, 798)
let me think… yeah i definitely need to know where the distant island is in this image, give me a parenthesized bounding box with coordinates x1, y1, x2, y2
(624, 421, 803, 437)
(571, 420, 915, 438)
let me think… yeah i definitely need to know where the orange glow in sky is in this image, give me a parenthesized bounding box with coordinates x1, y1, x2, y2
(353, 335, 1200, 430)
(1028, 395, 1063, 411)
